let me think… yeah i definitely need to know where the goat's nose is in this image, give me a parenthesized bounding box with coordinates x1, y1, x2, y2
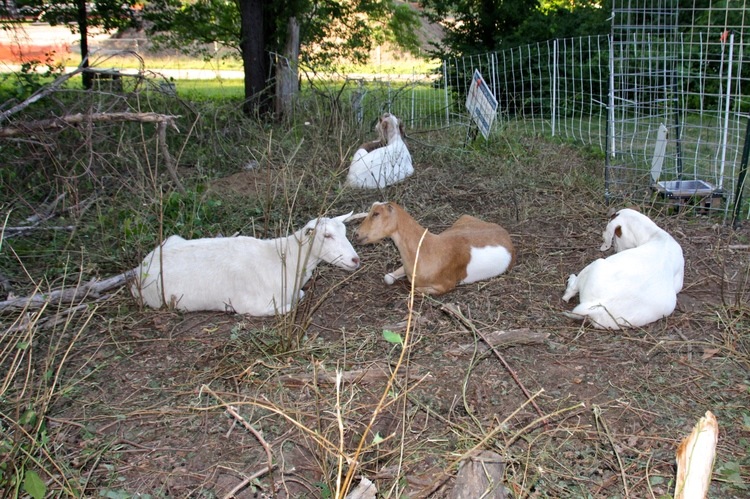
(352, 256, 360, 266)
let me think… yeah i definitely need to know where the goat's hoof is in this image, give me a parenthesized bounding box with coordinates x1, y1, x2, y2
(384, 274, 396, 285)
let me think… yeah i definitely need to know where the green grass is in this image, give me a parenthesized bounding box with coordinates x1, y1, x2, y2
(174, 78, 245, 100)
(79, 50, 438, 76)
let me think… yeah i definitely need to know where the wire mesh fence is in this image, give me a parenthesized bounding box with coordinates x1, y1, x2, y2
(607, 0, 749, 220)
(328, 3, 750, 220)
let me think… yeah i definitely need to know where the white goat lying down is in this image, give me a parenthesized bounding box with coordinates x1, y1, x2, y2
(354, 202, 515, 295)
(131, 213, 360, 316)
(562, 208, 684, 330)
(345, 113, 413, 189)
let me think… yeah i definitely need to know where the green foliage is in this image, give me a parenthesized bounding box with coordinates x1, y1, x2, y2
(0, 53, 64, 103)
(144, 0, 423, 65)
(145, 0, 241, 58)
(1, 402, 53, 496)
(22, 471, 46, 499)
(421, 0, 610, 57)
(716, 461, 746, 490)
(382, 329, 403, 345)
(314, 480, 333, 498)
(38, 0, 139, 32)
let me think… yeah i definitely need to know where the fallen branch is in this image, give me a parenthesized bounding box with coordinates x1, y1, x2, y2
(0, 111, 186, 194)
(3, 225, 76, 238)
(0, 112, 181, 138)
(675, 411, 719, 499)
(447, 328, 549, 356)
(0, 269, 136, 314)
(4, 302, 93, 333)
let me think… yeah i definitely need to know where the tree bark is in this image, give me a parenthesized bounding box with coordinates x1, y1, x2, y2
(275, 17, 300, 119)
(76, 0, 92, 89)
(239, 0, 272, 116)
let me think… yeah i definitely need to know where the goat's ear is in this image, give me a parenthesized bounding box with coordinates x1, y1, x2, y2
(381, 120, 389, 135)
(600, 223, 621, 251)
(335, 211, 354, 224)
(303, 218, 320, 235)
(398, 119, 405, 137)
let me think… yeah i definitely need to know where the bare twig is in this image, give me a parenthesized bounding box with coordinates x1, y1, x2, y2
(440, 302, 547, 423)
(340, 228, 429, 497)
(223, 464, 279, 499)
(593, 405, 630, 497)
(156, 120, 187, 194)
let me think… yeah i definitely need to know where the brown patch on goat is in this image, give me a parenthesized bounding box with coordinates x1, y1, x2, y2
(356, 113, 403, 154)
(359, 139, 386, 153)
(614, 225, 623, 239)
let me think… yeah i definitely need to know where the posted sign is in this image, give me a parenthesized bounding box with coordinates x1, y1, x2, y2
(465, 70, 498, 139)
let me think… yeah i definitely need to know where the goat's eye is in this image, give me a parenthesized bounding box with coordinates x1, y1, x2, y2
(324, 233, 332, 239)
(372, 212, 380, 218)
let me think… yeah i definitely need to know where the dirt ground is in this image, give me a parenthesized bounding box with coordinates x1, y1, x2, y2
(12, 137, 750, 498)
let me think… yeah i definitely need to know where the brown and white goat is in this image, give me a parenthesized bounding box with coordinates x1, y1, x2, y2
(354, 202, 515, 295)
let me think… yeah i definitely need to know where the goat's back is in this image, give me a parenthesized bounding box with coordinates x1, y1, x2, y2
(409, 215, 514, 290)
(132, 236, 290, 315)
(573, 240, 679, 329)
(443, 215, 512, 244)
(345, 138, 413, 189)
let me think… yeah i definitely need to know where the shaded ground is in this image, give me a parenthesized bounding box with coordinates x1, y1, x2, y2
(5, 135, 750, 497)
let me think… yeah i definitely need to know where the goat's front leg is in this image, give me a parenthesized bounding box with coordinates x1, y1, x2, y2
(562, 274, 579, 302)
(415, 285, 445, 296)
(384, 266, 406, 285)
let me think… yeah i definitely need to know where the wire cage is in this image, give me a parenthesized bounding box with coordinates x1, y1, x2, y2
(607, 0, 749, 215)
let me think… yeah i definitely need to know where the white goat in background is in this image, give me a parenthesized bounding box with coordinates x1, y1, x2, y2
(562, 208, 684, 329)
(131, 213, 360, 316)
(345, 113, 413, 189)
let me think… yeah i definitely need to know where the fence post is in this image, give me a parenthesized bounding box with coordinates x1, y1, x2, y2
(605, 34, 615, 204)
(552, 39, 558, 137)
(411, 69, 415, 128)
(443, 60, 450, 126)
(719, 32, 735, 190)
(608, 35, 615, 158)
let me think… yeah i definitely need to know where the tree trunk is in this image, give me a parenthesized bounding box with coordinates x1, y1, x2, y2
(239, 0, 272, 116)
(274, 17, 300, 119)
(76, 0, 92, 89)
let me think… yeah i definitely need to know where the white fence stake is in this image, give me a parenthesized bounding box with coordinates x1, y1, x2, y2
(552, 38, 558, 137)
(719, 32, 735, 190)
